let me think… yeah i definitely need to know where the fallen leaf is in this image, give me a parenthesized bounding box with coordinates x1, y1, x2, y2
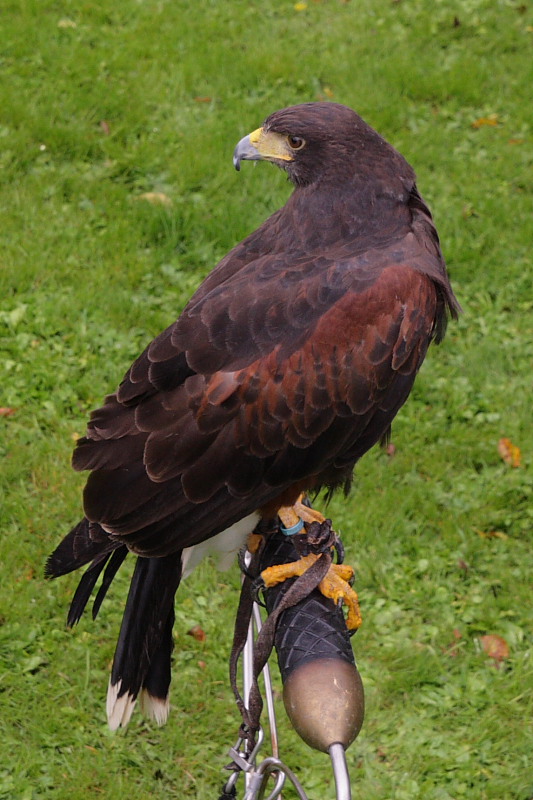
(0, 407, 15, 417)
(294, 1, 308, 9)
(471, 113, 499, 129)
(198, 660, 207, 669)
(480, 634, 509, 664)
(99, 120, 111, 135)
(461, 204, 477, 219)
(475, 528, 508, 540)
(138, 192, 172, 207)
(187, 625, 206, 642)
(498, 437, 521, 467)
(194, 96, 212, 103)
(508, 137, 525, 145)
(376, 747, 388, 761)
(58, 18, 77, 28)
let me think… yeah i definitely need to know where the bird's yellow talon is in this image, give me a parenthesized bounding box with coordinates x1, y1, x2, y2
(318, 563, 361, 631)
(260, 556, 362, 632)
(277, 493, 326, 530)
(262, 496, 362, 630)
(260, 553, 320, 588)
(329, 563, 355, 583)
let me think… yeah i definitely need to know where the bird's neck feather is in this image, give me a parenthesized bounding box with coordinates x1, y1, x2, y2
(285, 177, 412, 252)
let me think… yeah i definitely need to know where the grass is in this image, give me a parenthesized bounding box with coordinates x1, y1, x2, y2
(1, 0, 532, 797)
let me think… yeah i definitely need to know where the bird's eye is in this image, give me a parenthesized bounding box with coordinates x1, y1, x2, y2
(287, 135, 305, 150)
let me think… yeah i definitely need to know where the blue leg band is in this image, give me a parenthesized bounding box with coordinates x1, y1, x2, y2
(280, 518, 305, 536)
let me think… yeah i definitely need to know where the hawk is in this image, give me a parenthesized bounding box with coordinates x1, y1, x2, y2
(46, 102, 459, 730)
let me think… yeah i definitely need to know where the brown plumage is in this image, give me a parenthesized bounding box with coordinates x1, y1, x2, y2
(47, 102, 459, 729)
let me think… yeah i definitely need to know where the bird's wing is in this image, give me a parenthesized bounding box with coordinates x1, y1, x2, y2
(73, 234, 453, 556)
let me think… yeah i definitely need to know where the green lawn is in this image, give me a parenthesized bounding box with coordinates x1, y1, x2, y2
(1, 1, 532, 798)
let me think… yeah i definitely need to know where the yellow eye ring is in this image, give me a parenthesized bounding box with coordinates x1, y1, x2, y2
(287, 135, 305, 150)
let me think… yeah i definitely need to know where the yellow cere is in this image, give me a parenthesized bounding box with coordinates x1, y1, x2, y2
(249, 127, 294, 162)
(249, 127, 263, 145)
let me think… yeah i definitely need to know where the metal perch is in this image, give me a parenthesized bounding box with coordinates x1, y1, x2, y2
(219, 531, 364, 799)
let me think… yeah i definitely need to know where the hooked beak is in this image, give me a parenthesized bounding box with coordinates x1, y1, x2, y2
(233, 127, 263, 171)
(233, 126, 294, 171)
(233, 135, 261, 171)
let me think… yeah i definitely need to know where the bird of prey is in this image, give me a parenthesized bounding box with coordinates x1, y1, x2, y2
(46, 102, 459, 731)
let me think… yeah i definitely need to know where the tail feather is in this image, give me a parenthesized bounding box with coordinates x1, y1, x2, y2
(138, 606, 175, 726)
(92, 547, 129, 620)
(46, 517, 127, 627)
(45, 517, 115, 578)
(106, 553, 182, 730)
(67, 552, 112, 627)
(65, 547, 130, 627)
(48, 518, 183, 730)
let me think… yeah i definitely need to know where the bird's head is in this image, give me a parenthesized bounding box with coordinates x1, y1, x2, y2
(233, 102, 413, 190)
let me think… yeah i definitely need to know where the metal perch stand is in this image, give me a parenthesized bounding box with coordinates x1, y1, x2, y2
(219, 532, 364, 800)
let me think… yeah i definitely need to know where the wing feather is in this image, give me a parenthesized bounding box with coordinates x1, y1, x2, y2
(72, 213, 455, 557)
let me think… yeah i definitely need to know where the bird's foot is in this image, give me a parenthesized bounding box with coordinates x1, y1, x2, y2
(277, 493, 326, 534)
(258, 554, 361, 631)
(318, 561, 362, 631)
(258, 496, 362, 631)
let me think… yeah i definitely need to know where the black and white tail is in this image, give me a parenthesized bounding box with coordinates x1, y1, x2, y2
(46, 518, 182, 729)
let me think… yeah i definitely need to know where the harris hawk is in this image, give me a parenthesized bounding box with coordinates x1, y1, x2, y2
(46, 102, 459, 730)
